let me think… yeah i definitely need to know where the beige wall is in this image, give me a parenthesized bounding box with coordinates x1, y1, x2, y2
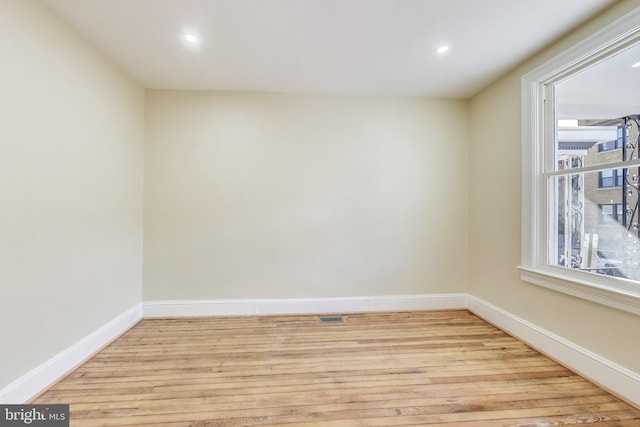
(469, 0, 640, 374)
(0, 0, 144, 388)
(144, 91, 468, 300)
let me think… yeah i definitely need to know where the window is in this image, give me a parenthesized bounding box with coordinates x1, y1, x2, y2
(598, 140, 622, 152)
(599, 203, 624, 224)
(520, 8, 640, 315)
(598, 169, 624, 188)
(598, 127, 624, 152)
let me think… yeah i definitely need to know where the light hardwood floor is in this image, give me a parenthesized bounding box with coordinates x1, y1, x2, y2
(34, 310, 640, 426)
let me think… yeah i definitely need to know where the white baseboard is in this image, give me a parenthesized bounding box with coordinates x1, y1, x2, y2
(142, 293, 468, 317)
(467, 295, 640, 407)
(0, 305, 141, 404)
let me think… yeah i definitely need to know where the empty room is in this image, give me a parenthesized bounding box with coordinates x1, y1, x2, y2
(1, 0, 640, 425)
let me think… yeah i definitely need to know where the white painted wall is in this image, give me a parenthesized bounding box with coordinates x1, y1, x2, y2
(0, 0, 144, 389)
(144, 91, 469, 300)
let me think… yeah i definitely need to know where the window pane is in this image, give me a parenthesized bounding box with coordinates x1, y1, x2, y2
(600, 204, 613, 216)
(598, 169, 624, 188)
(556, 120, 638, 170)
(598, 128, 624, 152)
(550, 169, 640, 280)
(599, 203, 625, 224)
(554, 43, 640, 171)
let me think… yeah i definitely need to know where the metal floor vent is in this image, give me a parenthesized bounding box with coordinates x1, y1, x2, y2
(318, 315, 345, 324)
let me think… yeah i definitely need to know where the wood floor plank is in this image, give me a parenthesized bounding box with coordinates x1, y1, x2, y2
(32, 310, 640, 426)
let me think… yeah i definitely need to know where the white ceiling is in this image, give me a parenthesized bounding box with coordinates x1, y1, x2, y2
(43, 0, 615, 98)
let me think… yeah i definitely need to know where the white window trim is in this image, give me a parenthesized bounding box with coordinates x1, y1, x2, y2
(520, 7, 640, 315)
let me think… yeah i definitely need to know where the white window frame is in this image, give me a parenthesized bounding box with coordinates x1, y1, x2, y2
(520, 8, 640, 315)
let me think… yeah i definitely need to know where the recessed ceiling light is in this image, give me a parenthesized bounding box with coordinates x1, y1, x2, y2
(436, 45, 449, 54)
(185, 34, 198, 43)
(632, 61, 640, 68)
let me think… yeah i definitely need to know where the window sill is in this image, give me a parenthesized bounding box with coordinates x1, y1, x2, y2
(518, 266, 640, 315)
